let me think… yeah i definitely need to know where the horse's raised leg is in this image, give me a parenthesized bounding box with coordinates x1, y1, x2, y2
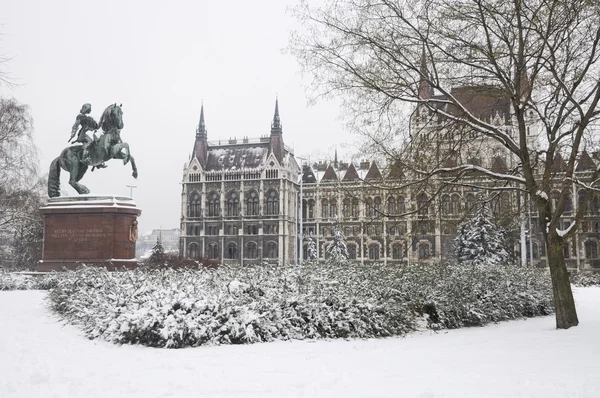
(111, 147, 138, 179)
(68, 160, 90, 195)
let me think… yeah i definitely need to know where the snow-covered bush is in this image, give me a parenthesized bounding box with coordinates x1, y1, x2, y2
(454, 200, 509, 266)
(47, 262, 553, 348)
(0, 272, 60, 291)
(571, 272, 600, 287)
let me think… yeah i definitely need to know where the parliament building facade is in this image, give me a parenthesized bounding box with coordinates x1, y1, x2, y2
(179, 97, 600, 271)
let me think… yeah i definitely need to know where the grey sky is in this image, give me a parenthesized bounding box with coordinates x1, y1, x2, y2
(2, 0, 349, 234)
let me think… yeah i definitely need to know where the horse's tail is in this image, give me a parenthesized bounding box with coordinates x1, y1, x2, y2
(48, 157, 61, 198)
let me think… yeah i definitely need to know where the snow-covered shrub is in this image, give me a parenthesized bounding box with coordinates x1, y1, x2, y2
(47, 262, 553, 348)
(571, 272, 600, 287)
(0, 272, 60, 291)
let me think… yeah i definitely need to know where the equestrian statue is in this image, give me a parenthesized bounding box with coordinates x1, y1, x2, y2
(47, 103, 138, 198)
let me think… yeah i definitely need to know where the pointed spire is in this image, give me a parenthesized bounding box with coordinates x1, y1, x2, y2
(334, 148, 338, 166)
(271, 97, 282, 134)
(418, 45, 433, 99)
(196, 103, 207, 139)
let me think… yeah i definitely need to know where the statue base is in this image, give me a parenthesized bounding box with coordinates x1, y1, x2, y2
(37, 195, 142, 272)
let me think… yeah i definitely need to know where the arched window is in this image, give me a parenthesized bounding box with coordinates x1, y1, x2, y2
(441, 194, 451, 215)
(374, 197, 382, 217)
(343, 198, 350, 217)
(207, 243, 219, 260)
(387, 197, 396, 215)
(418, 243, 430, 259)
(226, 242, 238, 259)
(366, 197, 374, 217)
(417, 192, 428, 216)
(226, 191, 239, 217)
(307, 199, 315, 219)
(187, 243, 199, 259)
(188, 192, 201, 217)
(450, 194, 460, 215)
(564, 194, 573, 214)
(351, 198, 359, 218)
(369, 244, 380, 260)
(348, 244, 357, 260)
(330, 199, 337, 218)
(245, 242, 258, 259)
(585, 240, 598, 259)
(246, 191, 259, 216)
(207, 192, 220, 217)
(322, 199, 329, 219)
(266, 190, 279, 215)
(392, 243, 402, 259)
(397, 196, 406, 214)
(266, 241, 278, 258)
(563, 244, 571, 259)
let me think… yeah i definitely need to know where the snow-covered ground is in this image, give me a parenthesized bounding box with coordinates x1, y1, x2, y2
(1, 288, 599, 398)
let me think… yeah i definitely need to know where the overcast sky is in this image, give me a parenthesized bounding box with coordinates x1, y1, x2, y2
(1, 0, 352, 234)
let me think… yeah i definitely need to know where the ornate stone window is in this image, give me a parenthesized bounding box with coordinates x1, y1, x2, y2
(348, 244, 357, 260)
(368, 243, 380, 260)
(397, 196, 406, 214)
(226, 191, 239, 217)
(207, 242, 219, 259)
(188, 192, 201, 217)
(265, 241, 278, 258)
(226, 242, 238, 259)
(366, 197, 374, 217)
(374, 197, 382, 217)
(418, 242, 431, 259)
(392, 243, 402, 259)
(207, 192, 220, 217)
(351, 198, 359, 218)
(343, 198, 350, 217)
(246, 191, 259, 216)
(585, 240, 598, 259)
(322, 199, 329, 219)
(330, 199, 337, 218)
(187, 243, 199, 259)
(245, 242, 258, 259)
(387, 197, 395, 215)
(417, 192, 428, 216)
(266, 190, 279, 215)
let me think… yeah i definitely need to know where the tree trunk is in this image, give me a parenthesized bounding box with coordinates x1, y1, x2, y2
(546, 234, 579, 329)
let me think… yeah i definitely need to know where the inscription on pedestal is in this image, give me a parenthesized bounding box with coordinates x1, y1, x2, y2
(50, 228, 108, 242)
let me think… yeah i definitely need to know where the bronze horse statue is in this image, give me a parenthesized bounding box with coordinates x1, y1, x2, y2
(47, 103, 138, 197)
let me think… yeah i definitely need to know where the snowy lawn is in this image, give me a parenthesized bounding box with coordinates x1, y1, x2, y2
(1, 288, 599, 398)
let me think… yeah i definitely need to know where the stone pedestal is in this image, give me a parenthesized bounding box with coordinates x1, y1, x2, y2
(37, 195, 142, 271)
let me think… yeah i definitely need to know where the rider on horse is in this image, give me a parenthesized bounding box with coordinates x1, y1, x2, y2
(68, 103, 99, 165)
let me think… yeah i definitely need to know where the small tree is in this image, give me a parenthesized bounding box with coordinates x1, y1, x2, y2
(148, 238, 165, 266)
(307, 236, 318, 261)
(455, 201, 509, 267)
(326, 225, 349, 265)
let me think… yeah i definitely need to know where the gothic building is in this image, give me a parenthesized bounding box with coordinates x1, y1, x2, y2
(179, 93, 600, 270)
(179, 100, 300, 264)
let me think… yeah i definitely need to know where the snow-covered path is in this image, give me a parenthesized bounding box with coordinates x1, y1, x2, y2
(1, 288, 599, 398)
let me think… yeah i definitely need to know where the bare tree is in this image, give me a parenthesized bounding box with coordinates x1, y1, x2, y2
(0, 97, 40, 238)
(290, 0, 600, 329)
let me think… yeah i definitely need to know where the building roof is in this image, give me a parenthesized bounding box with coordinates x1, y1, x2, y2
(205, 143, 271, 171)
